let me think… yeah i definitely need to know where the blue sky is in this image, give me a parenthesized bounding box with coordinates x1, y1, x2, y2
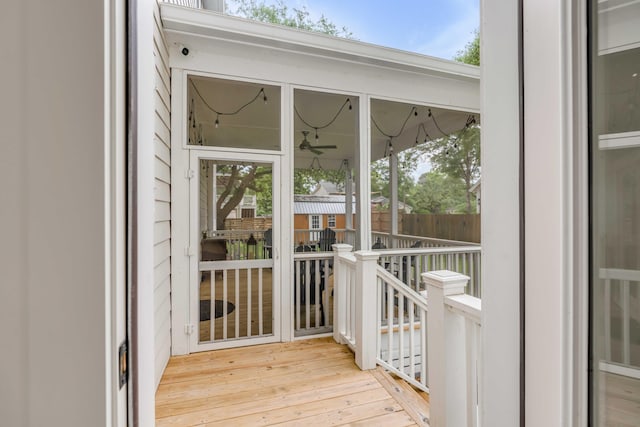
(230, 0, 480, 61)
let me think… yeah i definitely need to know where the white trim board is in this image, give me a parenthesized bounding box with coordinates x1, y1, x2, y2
(599, 131, 640, 150)
(599, 361, 640, 380)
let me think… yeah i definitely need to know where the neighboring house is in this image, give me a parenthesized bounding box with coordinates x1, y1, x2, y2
(311, 180, 344, 196)
(370, 195, 413, 214)
(4, 1, 639, 427)
(215, 176, 257, 220)
(293, 194, 356, 232)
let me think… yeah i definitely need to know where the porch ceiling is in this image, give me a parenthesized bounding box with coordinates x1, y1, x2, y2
(190, 75, 478, 169)
(165, 3, 480, 170)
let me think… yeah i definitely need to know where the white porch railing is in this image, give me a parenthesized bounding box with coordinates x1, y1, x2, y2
(199, 259, 272, 342)
(600, 268, 640, 371)
(375, 246, 482, 297)
(372, 231, 472, 249)
(376, 265, 430, 392)
(332, 245, 357, 350)
(293, 252, 335, 337)
(294, 228, 356, 251)
(424, 271, 482, 427)
(204, 229, 271, 260)
(332, 246, 482, 427)
(161, 0, 202, 7)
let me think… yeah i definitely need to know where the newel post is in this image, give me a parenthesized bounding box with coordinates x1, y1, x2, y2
(423, 270, 470, 427)
(332, 244, 353, 344)
(354, 250, 380, 370)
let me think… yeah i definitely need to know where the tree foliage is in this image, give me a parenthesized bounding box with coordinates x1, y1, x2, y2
(228, 0, 353, 38)
(413, 29, 481, 214)
(215, 164, 271, 229)
(453, 30, 480, 65)
(210, 2, 353, 229)
(371, 149, 421, 205)
(409, 171, 471, 214)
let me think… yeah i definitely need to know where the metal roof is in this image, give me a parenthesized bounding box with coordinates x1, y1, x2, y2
(294, 195, 356, 215)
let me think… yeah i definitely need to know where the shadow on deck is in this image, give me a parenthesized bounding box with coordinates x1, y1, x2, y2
(156, 337, 430, 426)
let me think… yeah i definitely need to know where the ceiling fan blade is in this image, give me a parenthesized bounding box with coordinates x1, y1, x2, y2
(309, 147, 323, 155)
(313, 145, 337, 149)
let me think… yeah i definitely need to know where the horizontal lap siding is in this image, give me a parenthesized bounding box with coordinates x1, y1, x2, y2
(153, 5, 172, 389)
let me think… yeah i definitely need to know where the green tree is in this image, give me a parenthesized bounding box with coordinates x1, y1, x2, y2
(211, 2, 353, 228)
(453, 30, 480, 65)
(227, 0, 353, 38)
(417, 29, 481, 214)
(293, 168, 346, 195)
(410, 171, 471, 214)
(215, 164, 271, 229)
(425, 125, 480, 213)
(370, 149, 421, 209)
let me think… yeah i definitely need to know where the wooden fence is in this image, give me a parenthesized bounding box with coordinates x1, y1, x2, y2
(371, 212, 481, 243)
(225, 217, 273, 231)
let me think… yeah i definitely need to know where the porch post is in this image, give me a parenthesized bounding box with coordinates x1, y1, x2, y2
(389, 152, 399, 246)
(354, 250, 380, 370)
(356, 95, 371, 250)
(332, 243, 353, 344)
(423, 270, 470, 427)
(207, 164, 215, 231)
(211, 164, 217, 231)
(344, 160, 353, 232)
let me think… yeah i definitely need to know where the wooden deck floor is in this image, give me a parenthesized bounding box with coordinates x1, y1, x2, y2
(599, 371, 640, 426)
(156, 337, 430, 426)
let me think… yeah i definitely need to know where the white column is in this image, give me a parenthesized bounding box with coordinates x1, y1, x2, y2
(354, 250, 380, 370)
(344, 160, 353, 230)
(211, 163, 217, 230)
(481, 0, 521, 425)
(423, 270, 470, 427)
(332, 244, 353, 344)
(357, 95, 372, 250)
(389, 152, 399, 244)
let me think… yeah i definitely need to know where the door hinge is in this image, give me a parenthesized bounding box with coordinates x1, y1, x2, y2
(118, 339, 128, 389)
(185, 246, 195, 257)
(184, 324, 195, 335)
(186, 169, 195, 180)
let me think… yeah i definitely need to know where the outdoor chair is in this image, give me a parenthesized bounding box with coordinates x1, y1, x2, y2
(318, 227, 336, 252)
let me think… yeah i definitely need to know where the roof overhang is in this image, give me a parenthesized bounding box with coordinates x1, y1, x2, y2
(160, 4, 480, 82)
(160, 4, 480, 168)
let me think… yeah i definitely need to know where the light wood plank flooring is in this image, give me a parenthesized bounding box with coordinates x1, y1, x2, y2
(599, 371, 640, 426)
(156, 337, 430, 426)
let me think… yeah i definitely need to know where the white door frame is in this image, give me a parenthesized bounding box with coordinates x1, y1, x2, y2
(188, 149, 282, 352)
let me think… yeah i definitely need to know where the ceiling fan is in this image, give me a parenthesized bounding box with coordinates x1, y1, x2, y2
(298, 130, 337, 155)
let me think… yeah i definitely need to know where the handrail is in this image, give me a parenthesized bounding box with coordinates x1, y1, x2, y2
(375, 245, 481, 257)
(375, 245, 482, 297)
(377, 266, 428, 312)
(600, 267, 640, 281)
(598, 267, 640, 369)
(336, 251, 356, 265)
(372, 231, 474, 247)
(293, 252, 334, 260)
(375, 264, 430, 393)
(445, 294, 481, 325)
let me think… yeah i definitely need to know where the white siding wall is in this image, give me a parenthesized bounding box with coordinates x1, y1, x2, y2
(153, 4, 172, 388)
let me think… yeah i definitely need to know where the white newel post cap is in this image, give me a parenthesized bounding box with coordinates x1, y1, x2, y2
(422, 270, 469, 296)
(353, 251, 380, 262)
(332, 243, 353, 253)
